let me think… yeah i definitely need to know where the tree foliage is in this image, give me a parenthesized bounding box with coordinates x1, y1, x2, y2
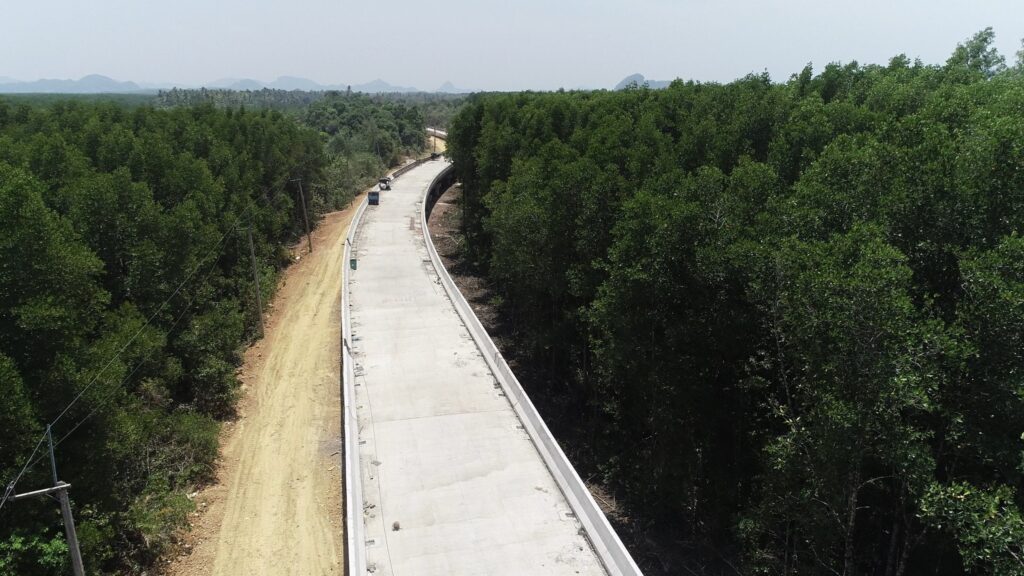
(448, 31, 1024, 575)
(0, 97, 401, 574)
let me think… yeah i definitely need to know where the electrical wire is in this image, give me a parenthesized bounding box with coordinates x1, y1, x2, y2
(2, 172, 320, 508)
(0, 204, 255, 510)
(0, 434, 47, 511)
(32, 208, 249, 465)
(48, 209, 248, 429)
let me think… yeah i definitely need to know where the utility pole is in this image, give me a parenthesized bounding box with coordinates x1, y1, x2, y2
(247, 225, 266, 337)
(49, 427, 84, 576)
(291, 178, 313, 253)
(10, 426, 85, 576)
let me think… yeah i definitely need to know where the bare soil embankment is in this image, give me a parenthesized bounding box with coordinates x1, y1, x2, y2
(167, 198, 361, 576)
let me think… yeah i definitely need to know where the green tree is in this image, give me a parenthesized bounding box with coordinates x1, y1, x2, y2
(946, 27, 1007, 79)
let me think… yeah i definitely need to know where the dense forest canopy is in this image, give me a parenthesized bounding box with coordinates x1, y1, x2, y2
(448, 29, 1024, 574)
(153, 90, 462, 205)
(154, 87, 466, 129)
(300, 93, 429, 208)
(0, 96, 424, 574)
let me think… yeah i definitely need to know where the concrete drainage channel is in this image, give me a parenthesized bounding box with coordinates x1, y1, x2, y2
(421, 165, 643, 576)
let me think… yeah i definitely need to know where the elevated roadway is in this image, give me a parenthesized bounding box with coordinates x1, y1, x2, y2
(343, 158, 640, 575)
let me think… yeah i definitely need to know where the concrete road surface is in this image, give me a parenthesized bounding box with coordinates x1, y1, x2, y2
(348, 159, 607, 576)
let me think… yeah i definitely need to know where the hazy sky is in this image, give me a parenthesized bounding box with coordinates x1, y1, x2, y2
(3, 0, 1023, 91)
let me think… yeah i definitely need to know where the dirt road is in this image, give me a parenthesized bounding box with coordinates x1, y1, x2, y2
(168, 201, 359, 576)
(427, 135, 446, 154)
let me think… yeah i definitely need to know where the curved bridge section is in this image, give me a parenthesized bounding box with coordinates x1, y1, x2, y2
(343, 154, 641, 575)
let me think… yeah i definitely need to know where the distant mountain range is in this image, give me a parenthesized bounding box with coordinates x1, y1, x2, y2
(202, 76, 422, 93)
(0, 73, 672, 94)
(436, 81, 474, 94)
(0, 74, 144, 94)
(0, 74, 443, 94)
(614, 73, 674, 90)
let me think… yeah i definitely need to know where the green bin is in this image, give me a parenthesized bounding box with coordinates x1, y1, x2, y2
(350, 258, 357, 270)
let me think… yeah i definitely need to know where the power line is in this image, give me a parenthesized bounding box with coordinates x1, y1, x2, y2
(33, 210, 246, 463)
(0, 204, 256, 511)
(3, 171, 322, 509)
(48, 215, 246, 430)
(0, 434, 47, 511)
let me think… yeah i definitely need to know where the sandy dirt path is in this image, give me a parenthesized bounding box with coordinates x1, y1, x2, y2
(167, 199, 360, 576)
(426, 135, 446, 154)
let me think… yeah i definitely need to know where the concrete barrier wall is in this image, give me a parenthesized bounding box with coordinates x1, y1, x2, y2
(342, 195, 368, 576)
(421, 164, 643, 576)
(390, 157, 429, 179)
(390, 128, 446, 180)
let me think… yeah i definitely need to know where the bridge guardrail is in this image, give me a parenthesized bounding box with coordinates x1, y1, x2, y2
(422, 163, 643, 576)
(389, 128, 447, 180)
(342, 193, 368, 576)
(390, 158, 428, 179)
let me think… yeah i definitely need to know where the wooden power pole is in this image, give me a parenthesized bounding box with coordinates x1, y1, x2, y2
(247, 225, 266, 337)
(291, 178, 313, 253)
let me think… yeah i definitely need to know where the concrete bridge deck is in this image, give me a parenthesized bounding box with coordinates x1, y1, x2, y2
(347, 159, 607, 576)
